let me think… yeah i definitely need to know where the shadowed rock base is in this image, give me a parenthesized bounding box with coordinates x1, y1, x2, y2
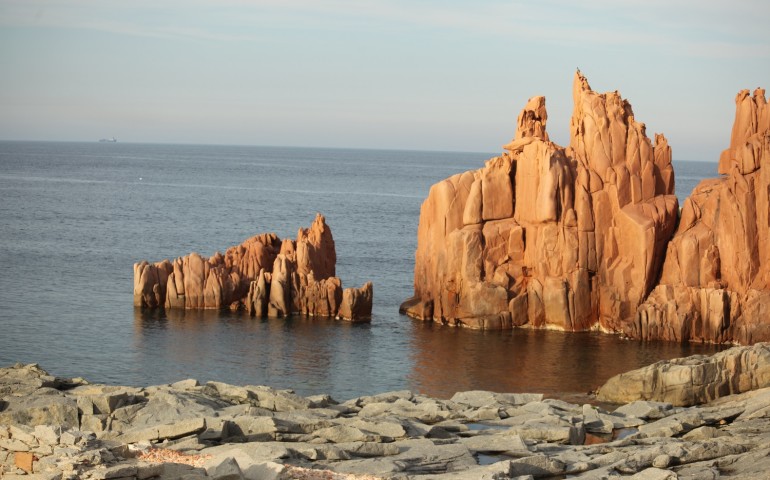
(4, 349, 770, 479)
(133, 214, 372, 322)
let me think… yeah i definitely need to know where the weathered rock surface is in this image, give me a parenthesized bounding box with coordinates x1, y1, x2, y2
(134, 214, 372, 322)
(402, 74, 770, 345)
(597, 342, 770, 406)
(633, 88, 770, 344)
(6, 356, 770, 479)
(401, 72, 678, 335)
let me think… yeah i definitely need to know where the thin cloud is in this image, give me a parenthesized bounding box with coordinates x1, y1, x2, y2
(1, 0, 767, 57)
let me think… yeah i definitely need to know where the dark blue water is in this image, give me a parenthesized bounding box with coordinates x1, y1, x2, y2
(0, 142, 723, 400)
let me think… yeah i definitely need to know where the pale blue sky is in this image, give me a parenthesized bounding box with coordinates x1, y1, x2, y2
(1, 0, 768, 160)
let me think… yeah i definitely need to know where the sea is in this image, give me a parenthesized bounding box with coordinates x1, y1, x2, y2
(0, 141, 724, 401)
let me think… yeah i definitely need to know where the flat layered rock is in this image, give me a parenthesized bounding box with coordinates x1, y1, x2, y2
(3, 361, 770, 479)
(597, 343, 770, 406)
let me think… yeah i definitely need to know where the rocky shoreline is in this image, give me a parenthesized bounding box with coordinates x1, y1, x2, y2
(4, 344, 770, 479)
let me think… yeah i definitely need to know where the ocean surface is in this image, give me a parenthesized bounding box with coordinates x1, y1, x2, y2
(0, 142, 725, 401)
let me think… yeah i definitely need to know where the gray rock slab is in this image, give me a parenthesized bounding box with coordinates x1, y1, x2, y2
(357, 398, 456, 424)
(340, 418, 407, 439)
(313, 424, 386, 444)
(329, 439, 476, 476)
(334, 441, 401, 458)
(222, 415, 302, 442)
(416, 459, 515, 479)
(613, 401, 674, 420)
(170, 379, 199, 389)
(202, 382, 254, 403)
(637, 409, 705, 438)
(0, 363, 72, 397)
(125, 390, 229, 429)
(508, 422, 585, 445)
(450, 391, 499, 408)
(682, 425, 728, 441)
(629, 467, 677, 479)
(201, 442, 291, 465)
(737, 388, 770, 420)
(68, 384, 143, 414)
(343, 390, 415, 408)
(582, 404, 614, 434)
(108, 417, 205, 444)
(158, 462, 207, 479)
(458, 432, 531, 456)
(247, 386, 312, 412)
(241, 461, 284, 480)
(508, 455, 567, 477)
(9, 424, 36, 444)
(0, 393, 79, 429)
(205, 456, 243, 480)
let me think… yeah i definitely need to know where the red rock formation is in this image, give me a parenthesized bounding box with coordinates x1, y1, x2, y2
(633, 88, 770, 344)
(401, 72, 679, 333)
(338, 282, 374, 322)
(134, 214, 372, 322)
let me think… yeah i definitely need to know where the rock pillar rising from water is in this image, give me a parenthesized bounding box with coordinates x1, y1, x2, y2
(634, 88, 770, 344)
(133, 214, 373, 322)
(401, 72, 679, 333)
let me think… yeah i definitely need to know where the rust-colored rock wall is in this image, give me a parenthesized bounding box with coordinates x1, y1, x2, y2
(134, 214, 372, 322)
(401, 73, 679, 335)
(403, 75, 770, 344)
(633, 88, 770, 344)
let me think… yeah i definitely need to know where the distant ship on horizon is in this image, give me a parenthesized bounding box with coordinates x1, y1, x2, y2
(99, 137, 117, 143)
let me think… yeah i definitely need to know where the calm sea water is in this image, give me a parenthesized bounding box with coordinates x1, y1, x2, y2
(0, 141, 723, 401)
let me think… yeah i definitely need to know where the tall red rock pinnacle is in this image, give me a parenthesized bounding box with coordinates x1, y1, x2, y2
(635, 88, 770, 344)
(401, 72, 679, 334)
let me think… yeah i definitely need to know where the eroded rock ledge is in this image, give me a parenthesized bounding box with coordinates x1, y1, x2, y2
(401, 73, 769, 344)
(4, 347, 770, 479)
(133, 214, 373, 322)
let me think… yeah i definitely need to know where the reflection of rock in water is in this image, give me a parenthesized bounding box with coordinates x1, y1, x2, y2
(406, 323, 723, 400)
(131, 307, 376, 394)
(133, 214, 372, 322)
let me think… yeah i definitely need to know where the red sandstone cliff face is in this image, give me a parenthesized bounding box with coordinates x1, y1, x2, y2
(401, 73, 679, 333)
(633, 88, 770, 344)
(133, 214, 372, 322)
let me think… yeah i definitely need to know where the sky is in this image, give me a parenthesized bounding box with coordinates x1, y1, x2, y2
(1, 0, 768, 160)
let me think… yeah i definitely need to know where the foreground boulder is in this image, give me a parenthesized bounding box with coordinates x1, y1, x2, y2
(401, 72, 678, 334)
(5, 360, 770, 479)
(597, 343, 770, 406)
(133, 214, 372, 322)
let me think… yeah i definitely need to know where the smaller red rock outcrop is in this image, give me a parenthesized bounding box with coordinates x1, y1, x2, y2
(133, 214, 372, 322)
(633, 88, 770, 344)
